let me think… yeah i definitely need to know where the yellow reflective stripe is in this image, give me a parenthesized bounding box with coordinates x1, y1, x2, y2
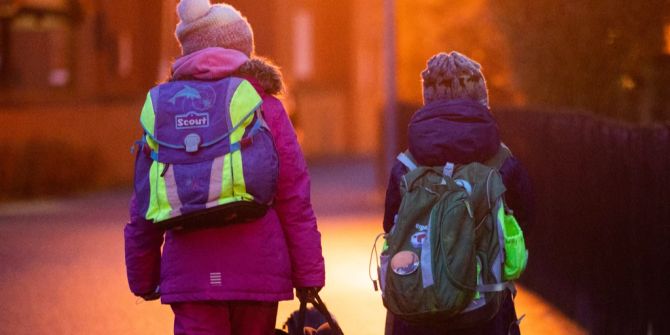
(217, 151, 255, 204)
(145, 135, 159, 152)
(227, 80, 262, 198)
(146, 161, 172, 222)
(229, 80, 262, 126)
(218, 152, 234, 204)
(231, 149, 250, 197)
(218, 195, 253, 206)
(140, 92, 156, 137)
(497, 203, 505, 225)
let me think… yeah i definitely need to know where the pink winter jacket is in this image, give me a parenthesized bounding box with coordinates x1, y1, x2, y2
(124, 48, 325, 304)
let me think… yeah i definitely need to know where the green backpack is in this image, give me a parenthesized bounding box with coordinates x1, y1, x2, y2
(379, 146, 528, 328)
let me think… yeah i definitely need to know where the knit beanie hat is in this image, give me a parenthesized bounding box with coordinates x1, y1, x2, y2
(421, 51, 489, 107)
(176, 0, 254, 56)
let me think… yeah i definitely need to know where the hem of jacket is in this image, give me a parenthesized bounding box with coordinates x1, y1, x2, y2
(292, 278, 326, 289)
(160, 291, 295, 304)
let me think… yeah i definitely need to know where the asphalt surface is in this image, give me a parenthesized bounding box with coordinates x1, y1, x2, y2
(0, 159, 585, 334)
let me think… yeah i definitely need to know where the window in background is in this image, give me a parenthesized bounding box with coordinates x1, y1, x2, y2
(116, 31, 133, 78)
(10, 14, 70, 88)
(292, 7, 313, 81)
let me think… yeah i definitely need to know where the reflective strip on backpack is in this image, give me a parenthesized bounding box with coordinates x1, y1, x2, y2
(492, 199, 505, 282)
(200, 80, 262, 207)
(421, 211, 435, 288)
(207, 156, 226, 206)
(221, 153, 237, 203)
(463, 258, 487, 313)
(209, 153, 252, 207)
(145, 135, 159, 152)
(140, 92, 156, 138)
(162, 164, 182, 218)
(477, 281, 516, 293)
(228, 80, 262, 198)
(229, 80, 262, 127)
(146, 161, 173, 221)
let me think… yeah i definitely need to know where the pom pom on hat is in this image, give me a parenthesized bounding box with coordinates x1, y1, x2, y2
(177, 0, 211, 23)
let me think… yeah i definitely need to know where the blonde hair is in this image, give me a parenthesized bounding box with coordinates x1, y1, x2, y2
(421, 51, 489, 106)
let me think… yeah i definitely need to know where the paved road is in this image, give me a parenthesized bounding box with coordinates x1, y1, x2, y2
(0, 160, 586, 334)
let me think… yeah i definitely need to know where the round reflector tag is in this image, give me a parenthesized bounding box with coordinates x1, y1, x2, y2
(391, 251, 420, 276)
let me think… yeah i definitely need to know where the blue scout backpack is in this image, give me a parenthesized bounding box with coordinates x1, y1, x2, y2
(133, 77, 278, 230)
(374, 146, 528, 328)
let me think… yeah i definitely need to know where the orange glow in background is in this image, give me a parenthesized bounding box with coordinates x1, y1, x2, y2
(1, 1, 669, 334)
(396, 0, 522, 106)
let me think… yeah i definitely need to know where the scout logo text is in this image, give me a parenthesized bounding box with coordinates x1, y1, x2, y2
(176, 111, 210, 129)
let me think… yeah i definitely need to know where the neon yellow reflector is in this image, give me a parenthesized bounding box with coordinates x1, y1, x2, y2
(226, 80, 262, 199)
(229, 80, 262, 126)
(147, 161, 172, 221)
(140, 92, 156, 137)
(145, 135, 159, 152)
(219, 153, 233, 202)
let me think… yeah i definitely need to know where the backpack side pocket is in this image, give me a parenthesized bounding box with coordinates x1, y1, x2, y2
(499, 208, 528, 280)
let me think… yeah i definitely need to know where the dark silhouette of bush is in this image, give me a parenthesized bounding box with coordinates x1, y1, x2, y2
(489, 0, 669, 121)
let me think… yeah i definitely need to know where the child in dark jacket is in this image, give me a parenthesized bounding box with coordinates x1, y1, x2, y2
(383, 51, 533, 335)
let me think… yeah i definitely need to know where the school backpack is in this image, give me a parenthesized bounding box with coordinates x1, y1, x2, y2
(132, 77, 278, 230)
(378, 145, 528, 328)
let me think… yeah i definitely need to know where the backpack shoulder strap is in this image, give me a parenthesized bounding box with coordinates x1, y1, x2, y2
(397, 150, 418, 171)
(484, 143, 513, 170)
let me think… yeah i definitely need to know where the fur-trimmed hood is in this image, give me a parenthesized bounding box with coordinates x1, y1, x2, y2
(235, 57, 284, 95)
(171, 47, 284, 95)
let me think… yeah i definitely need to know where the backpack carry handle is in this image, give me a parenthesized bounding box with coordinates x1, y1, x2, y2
(296, 288, 344, 335)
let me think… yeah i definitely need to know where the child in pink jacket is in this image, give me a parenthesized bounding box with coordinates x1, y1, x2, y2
(124, 1, 325, 334)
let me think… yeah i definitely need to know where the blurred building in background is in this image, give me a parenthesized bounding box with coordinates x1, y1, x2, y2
(0, 0, 389, 200)
(0, 0, 386, 158)
(0, 0, 166, 101)
(226, 0, 385, 158)
(1, 0, 668, 199)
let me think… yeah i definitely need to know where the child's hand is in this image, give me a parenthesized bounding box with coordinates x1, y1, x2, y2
(140, 287, 160, 301)
(295, 287, 321, 301)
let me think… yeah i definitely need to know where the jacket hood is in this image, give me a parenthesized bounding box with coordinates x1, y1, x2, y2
(171, 47, 284, 95)
(408, 99, 500, 166)
(235, 57, 284, 95)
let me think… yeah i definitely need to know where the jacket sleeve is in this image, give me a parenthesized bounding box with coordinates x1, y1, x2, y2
(265, 97, 325, 288)
(499, 156, 534, 237)
(124, 193, 164, 296)
(383, 161, 407, 233)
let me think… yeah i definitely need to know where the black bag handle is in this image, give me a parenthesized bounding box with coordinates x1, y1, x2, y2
(296, 288, 344, 335)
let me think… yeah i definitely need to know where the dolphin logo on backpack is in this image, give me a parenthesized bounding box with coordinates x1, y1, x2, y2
(169, 85, 202, 105)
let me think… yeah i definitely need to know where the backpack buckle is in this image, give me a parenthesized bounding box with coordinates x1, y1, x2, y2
(443, 162, 455, 178)
(184, 133, 201, 153)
